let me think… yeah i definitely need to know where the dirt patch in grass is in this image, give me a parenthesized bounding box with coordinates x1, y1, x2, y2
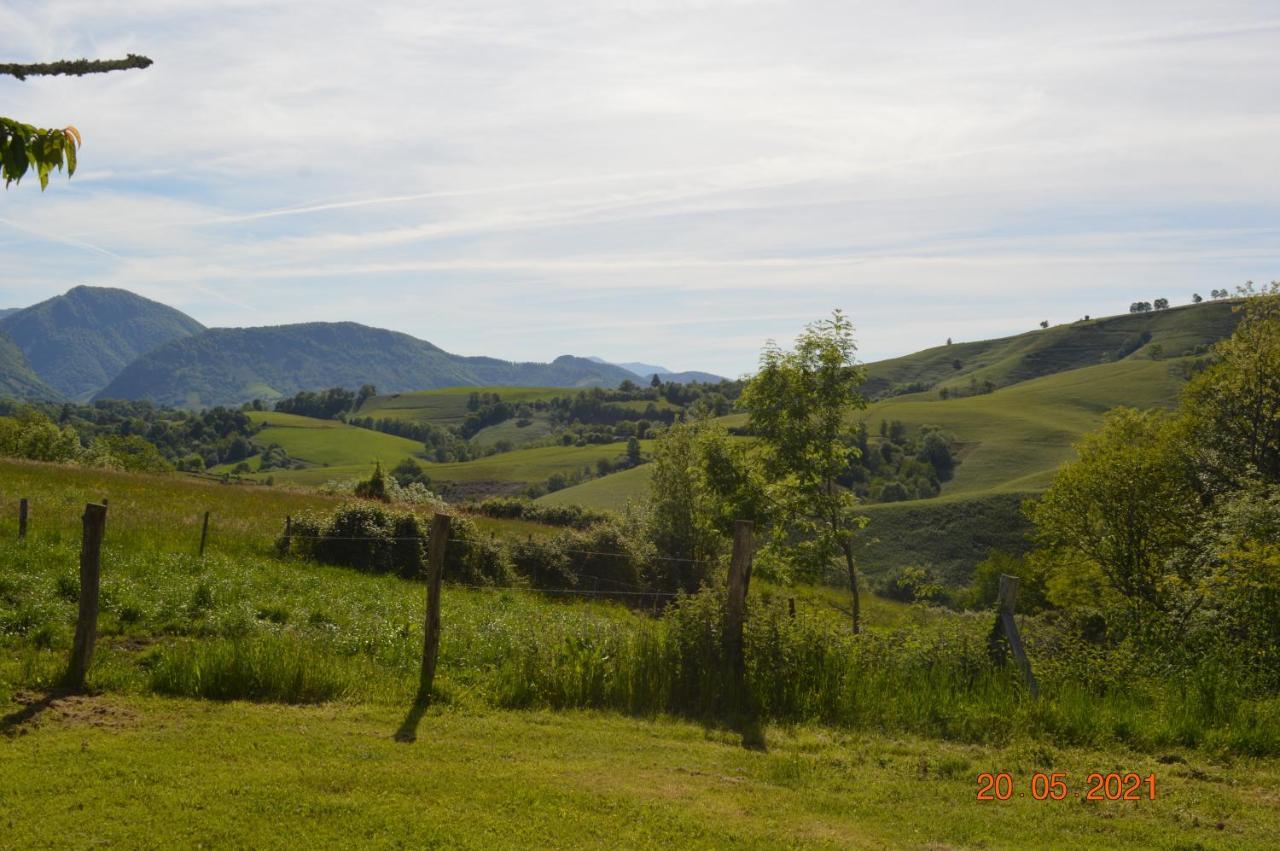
(2, 691, 139, 737)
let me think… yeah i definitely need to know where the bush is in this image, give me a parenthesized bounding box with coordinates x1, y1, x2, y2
(878, 566, 946, 604)
(466, 497, 612, 530)
(282, 504, 508, 584)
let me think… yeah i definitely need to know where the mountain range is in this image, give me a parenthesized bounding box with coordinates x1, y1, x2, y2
(585, 357, 727, 384)
(0, 287, 685, 407)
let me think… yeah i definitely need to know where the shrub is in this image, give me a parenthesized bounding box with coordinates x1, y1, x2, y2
(282, 504, 508, 584)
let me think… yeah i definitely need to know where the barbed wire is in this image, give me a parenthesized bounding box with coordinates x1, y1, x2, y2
(283, 531, 712, 565)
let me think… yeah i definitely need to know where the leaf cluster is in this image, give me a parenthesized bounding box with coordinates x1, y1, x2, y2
(0, 117, 79, 189)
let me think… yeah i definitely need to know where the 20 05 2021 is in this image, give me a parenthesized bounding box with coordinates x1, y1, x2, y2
(976, 772, 1157, 801)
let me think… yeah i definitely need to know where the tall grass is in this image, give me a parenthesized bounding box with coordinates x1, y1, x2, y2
(149, 635, 359, 703)
(3, 458, 1278, 756)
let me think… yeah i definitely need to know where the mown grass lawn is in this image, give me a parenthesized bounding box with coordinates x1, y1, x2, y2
(3, 695, 1276, 849)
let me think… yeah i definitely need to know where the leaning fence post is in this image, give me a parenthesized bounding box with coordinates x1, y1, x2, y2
(199, 511, 210, 557)
(725, 520, 754, 704)
(18, 498, 28, 539)
(417, 512, 451, 704)
(66, 503, 107, 690)
(996, 573, 1039, 698)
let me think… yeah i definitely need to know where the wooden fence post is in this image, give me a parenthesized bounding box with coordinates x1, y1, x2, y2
(66, 503, 107, 690)
(199, 511, 210, 557)
(996, 574, 1039, 698)
(725, 520, 753, 691)
(282, 515, 292, 553)
(417, 512, 451, 704)
(18, 498, 28, 539)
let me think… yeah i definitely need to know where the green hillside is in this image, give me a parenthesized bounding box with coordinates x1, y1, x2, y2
(0, 285, 205, 400)
(536, 464, 653, 512)
(536, 354, 1209, 579)
(99, 324, 635, 408)
(863, 299, 1238, 398)
(231, 411, 646, 495)
(0, 333, 59, 400)
(248, 411, 426, 469)
(858, 356, 1192, 496)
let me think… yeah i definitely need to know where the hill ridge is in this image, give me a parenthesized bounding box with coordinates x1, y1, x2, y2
(0, 285, 206, 401)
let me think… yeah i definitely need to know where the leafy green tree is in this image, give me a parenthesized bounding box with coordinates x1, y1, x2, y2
(1027, 408, 1199, 616)
(645, 422, 728, 589)
(1182, 283, 1280, 488)
(917, 430, 955, 480)
(959, 550, 1048, 612)
(2, 54, 151, 189)
(739, 310, 870, 632)
(354, 462, 390, 502)
(390, 457, 431, 488)
(1153, 298, 1170, 310)
(626, 435, 641, 466)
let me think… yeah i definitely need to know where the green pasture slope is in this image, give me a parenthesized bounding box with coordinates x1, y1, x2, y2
(542, 328, 1220, 581)
(3, 459, 1278, 848)
(860, 298, 1239, 398)
(249, 411, 426, 468)
(229, 410, 647, 491)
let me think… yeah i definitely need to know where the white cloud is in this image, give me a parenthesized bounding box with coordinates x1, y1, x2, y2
(1, 0, 1277, 374)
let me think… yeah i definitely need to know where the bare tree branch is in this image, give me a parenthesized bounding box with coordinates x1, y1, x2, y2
(0, 54, 153, 82)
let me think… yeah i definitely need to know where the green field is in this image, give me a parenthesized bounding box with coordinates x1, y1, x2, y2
(217, 411, 647, 494)
(244, 411, 426, 470)
(3, 457, 1279, 848)
(536, 464, 654, 512)
(5, 696, 1277, 849)
(469, 412, 557, 448)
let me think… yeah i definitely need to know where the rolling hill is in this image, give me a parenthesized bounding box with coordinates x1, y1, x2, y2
(99, 323, 637, 408)
(0, 286, 205, 400)
(539, 301, 1243, 579)
(226, 410, 648, 497)
(862, 299, 1239, 399)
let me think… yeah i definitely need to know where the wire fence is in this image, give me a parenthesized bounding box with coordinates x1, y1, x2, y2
(1, 494, 718, 603)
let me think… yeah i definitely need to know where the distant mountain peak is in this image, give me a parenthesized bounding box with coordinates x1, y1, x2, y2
(0, 286, 205, 401)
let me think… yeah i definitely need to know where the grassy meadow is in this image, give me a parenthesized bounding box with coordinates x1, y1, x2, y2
(3, 458, 1280, 847)
(4, 696, 1278, 849)
(220, 409, 649, 492)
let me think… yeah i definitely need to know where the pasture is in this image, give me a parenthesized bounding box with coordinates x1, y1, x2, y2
(2, 457, 1279, 848)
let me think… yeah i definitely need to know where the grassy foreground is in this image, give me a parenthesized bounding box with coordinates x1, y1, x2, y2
(2, 695, 1275, 849)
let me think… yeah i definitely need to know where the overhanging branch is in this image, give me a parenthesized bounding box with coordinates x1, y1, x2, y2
(0, 54, 153, 81)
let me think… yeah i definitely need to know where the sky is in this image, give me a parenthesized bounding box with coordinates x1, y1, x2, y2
(1, 0, 1277, 377)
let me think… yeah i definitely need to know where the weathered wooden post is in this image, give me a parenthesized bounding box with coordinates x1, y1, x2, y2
(725, 521, 753, 693)
(788, 597, 796, 619)
(199, 511, 210, 557)
(282, 515, 292, 553)
(66, 503, 107, 690)
(417, 512, 451, 704)
(996, 574, 1039, 698)
(18, 498, 28, 539)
